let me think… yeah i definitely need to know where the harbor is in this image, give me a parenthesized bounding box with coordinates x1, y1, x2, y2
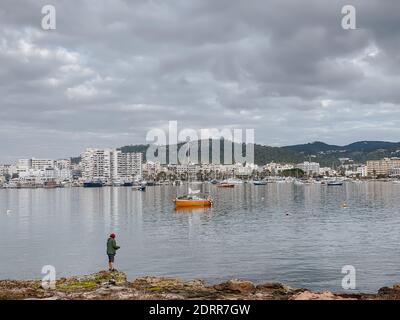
(2, 181, 400, 293)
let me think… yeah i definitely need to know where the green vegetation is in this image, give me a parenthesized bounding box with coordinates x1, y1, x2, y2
(281, 168, 305, 178)
(70, 140, 400, 167)
(56, 271, 127, 291)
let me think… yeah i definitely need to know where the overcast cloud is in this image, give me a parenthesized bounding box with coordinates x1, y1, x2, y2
(0, 0, 399, 162)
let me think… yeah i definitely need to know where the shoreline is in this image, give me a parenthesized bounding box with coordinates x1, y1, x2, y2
(1, 271, 400, 300)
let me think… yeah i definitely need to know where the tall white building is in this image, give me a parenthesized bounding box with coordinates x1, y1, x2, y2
(80, 148, 142, 182)
(81, 148, 112, 181)
(112, 150, 142, 180)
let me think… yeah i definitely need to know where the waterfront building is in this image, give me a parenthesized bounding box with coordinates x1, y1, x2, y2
(80, 148, 142, 182)
(16, 159, 31, 173)
(81, 148, 112, 181)
(263, 163, 295, 176)
(357, 165, 368, 177)
(0, 164, 17, 177)
(31, 158, 54, 170)
(389, 167, 400, 177)
(16, 158, 55, 172)
(112, 150, 142, 180)
(296, 161, 320, 175)
(367, 158, 400, 176)
(54, 159, 71, 170)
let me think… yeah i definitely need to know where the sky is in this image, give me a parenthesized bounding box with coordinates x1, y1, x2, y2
(0, 0, 400, 162)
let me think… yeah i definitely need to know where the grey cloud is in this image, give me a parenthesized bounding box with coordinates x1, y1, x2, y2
(0, 0, 400, 162)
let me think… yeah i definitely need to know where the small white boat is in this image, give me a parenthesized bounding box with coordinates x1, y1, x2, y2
(223, 178, 243, 185)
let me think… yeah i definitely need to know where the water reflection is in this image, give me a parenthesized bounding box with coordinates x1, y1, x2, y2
(1, 182, 400, 292)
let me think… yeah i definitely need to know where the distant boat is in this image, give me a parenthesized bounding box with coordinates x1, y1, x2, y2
(123, 182, 134, 187)
(327, 180, 344, 186)
(132, 185, 146, 191)
(112, 179, 123, 186)
(217, 183, 235, 188)
(210, 179, 219, 185)
(253, 181, 267, 186)
(223, 178, 243, 185)
(294, 180, 305, 186)
(44, 180, 59, 189)
(83, 181, 103, 188)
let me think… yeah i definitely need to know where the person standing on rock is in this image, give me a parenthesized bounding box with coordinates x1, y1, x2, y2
(107, 233, 120, 272)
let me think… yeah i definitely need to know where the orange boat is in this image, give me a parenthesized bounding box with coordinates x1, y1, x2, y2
(174, 194, 213, 208)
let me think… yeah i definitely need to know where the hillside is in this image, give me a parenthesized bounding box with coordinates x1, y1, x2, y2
(71, 140, 400, 166)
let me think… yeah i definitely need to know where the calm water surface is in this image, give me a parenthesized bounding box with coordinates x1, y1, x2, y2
(1, 182, 400, 292)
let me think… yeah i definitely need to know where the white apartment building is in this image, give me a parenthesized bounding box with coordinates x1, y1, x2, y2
(367, 158, 400, 176)
(296, 161, 320, 175)
(112, 150, 142, 180)
(143, 161, 162, 176)
(31, 158, 54, 170)
(389, 168, 400, 177)
(176, 164, 197, 178)
(81, 148, 142, 182)
(55, 159, 71, 170)
(81, 148, 112, 181)
(17, 159, 32, 173)
(264, 162, 295, 175)
(0, 164, 17, 176)
(357, 165, 368, 177)
(16, 158, 55, 171)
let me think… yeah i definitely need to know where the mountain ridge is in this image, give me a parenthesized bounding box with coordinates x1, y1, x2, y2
(113, 140, 400, 167)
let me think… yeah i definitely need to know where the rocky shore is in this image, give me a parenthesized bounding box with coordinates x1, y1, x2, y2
(1, 271, 400, 300)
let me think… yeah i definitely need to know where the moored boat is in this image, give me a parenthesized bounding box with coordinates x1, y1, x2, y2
(217, 183, 235, 188)
(327, 180, 344, 186)
(83, 181, 103, 188)
(174, 193, 213, 207)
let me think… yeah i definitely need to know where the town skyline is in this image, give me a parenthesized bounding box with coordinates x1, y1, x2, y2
(2, 138, 400, 164)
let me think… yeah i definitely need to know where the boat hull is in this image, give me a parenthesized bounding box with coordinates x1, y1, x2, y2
(217, 184, 235, 188)
(253, 181, 267, 186)
(174, 199, 212, 207)
(83, 182, 103, 188)
(327, 182, 343, 186)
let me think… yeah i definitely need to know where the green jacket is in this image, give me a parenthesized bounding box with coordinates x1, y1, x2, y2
(107, 238, 120, 255)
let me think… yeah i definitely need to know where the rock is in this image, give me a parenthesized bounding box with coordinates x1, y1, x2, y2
(393, 284, 400, 291)
(256, 282, 290, 292)
(0, 271, 397, 300)
(213, 279, 255, 294)
(131, 276, 186, 291)
(291, 290, 356, 300)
